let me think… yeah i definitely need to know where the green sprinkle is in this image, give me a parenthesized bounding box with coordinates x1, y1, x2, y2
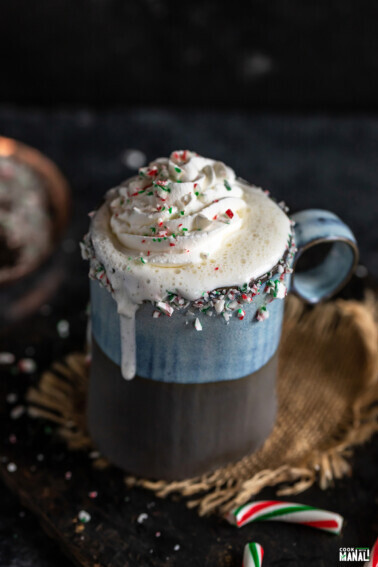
(162, 206, 166, 211)
(138, 189, 145, 194)
(182, 228, 188, 231)
(153, 181, 171, 192)
(147, 191, 154, 196)
(172, 233, 176, 238)
(194, 191, 199, 196)
(163, 237, 167, 240)
(158, 238, 162, 242)
(139, 170, 146, 177)
(168, 207, 172, 214)
(140, 257, 146, 264)
(150, 227, 156, 233)
(180, 211, 184, 215)
(152, 238, 156, 242)
(224, 179, 232, 191)
(174, 166, 181, 173)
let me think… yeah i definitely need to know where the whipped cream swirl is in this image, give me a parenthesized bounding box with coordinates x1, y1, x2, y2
(109, 150, 247, 265)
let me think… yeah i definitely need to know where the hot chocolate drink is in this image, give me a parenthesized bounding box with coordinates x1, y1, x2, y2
(82, 150, 357, 479)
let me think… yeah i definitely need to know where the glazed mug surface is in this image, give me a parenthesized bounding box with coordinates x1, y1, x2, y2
(88, 209, 358, 480)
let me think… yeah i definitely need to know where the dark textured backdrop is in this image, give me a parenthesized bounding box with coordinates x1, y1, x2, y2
(1, 0, 378, 108)
(0, 108, 377, 567)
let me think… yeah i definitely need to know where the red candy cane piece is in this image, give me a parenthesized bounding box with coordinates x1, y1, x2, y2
(227, 500, 343, 535)
(365, 538, 378, 567)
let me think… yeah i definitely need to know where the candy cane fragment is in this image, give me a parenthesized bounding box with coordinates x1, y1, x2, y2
(243, 542, 264, 567)
(365, 537, 378, 567)
(227, 500, 343, 535)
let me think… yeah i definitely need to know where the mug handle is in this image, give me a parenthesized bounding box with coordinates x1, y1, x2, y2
(290, 209, 359, 304)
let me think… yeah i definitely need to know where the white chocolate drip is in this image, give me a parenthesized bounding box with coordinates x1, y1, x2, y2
(119, 314, 137, 380)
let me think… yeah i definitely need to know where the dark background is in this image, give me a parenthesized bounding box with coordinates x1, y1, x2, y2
(0, 2, 377, 566)
(1, 0, 378, 110)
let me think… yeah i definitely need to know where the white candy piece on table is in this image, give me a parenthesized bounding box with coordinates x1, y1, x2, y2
(243, 542, 264, 567)
(78, 510, 91, 523)
(226, 500, 343, 535)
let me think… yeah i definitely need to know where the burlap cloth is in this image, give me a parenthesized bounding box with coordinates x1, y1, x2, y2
(27, 293, 378, 517)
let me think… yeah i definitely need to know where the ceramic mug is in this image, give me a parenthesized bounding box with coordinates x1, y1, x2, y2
(88, 209, 358, 480)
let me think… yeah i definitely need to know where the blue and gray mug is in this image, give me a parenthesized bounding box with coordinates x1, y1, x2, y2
(88, 209, 358, 480)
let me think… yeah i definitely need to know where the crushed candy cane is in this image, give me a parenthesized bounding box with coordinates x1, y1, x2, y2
(18, 358, 37, 373)
(194, 318, 202, 331)
(81, 233, 113, 292)
(265, 279, 287, 299)
(137, 513, 148, 524)
(256, 306, 270, 322)
(156, 301, 174, 316)
(0, 352, 15, 365)
(78, 510, 91, 523)
(10, 405, 25, 420)
(57, 320, 70, 338)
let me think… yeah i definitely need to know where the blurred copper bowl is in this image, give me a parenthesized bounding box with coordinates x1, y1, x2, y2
(0, 137, 71, 286)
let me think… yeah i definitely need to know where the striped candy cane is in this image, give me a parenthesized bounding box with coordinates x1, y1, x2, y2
(365, 537, 378, 567)
(227, 500, 343, 535)
(243, 542, 264, 567)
